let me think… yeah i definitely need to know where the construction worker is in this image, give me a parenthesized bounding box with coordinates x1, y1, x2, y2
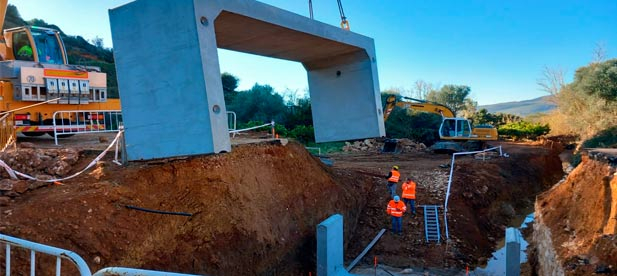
(386, 195, 406, 235)
(385, 165, 400, 198)
(17, 44, 34, 61)
(402, 177, 417, 216)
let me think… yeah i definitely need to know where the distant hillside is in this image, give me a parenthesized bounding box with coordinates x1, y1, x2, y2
(479, 95, 557, 116)
(2, 4, 118, 98)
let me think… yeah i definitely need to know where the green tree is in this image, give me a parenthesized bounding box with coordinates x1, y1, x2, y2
(289, 125, 315, 144)
(548, 59, 617, 138)
(227, 84, 286, 123)
(221, 72, 239, 103)
(575, 59, 617, 102)
(382, 92, 442, 145)
(426, 85, 474, 116)
(471, 109, 496, 125)
(284, 97, 312, 128)
(3, 4, 27, 29)
(471, 109, 521, 128)
(91, 36, 104, 48)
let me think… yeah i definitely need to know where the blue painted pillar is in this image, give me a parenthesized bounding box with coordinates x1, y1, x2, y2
(317, 214, 351, 276)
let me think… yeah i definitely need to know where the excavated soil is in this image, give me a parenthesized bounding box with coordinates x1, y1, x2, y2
(1, 137, 370, 275)
(334, 141, 563, 273)
(533, 149, 617, 275)
(0, 135, 565, 275)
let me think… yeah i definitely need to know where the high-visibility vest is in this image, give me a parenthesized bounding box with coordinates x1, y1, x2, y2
(402, 180, 416, 199)
(388, 170, 400, 183)
(387, 200, 406, 217)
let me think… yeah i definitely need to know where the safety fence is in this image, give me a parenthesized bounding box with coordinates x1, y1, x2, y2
(443, 146, 504, 241)
(229, 121, 276, 136)
(52, 110, 122, 145)
(1, 233, 91, 276)
(0, 130, 125, 183)
(305, 147, 321, 156)
(227, 111, 237, 137)
(0, 233, 201, 276)
(0, 113, 16, 152)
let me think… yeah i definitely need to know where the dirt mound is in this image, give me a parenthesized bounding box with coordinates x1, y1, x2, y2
(0, 141, 372, 275)
(0, 145, 81, 178)
(533, 149, 617, 275)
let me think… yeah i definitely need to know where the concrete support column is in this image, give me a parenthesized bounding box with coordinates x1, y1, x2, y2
(506, 227, 521, 276)
(110, 0, 230, 161)
(317, 214, 350, 276)
(305, 52, 384, 143)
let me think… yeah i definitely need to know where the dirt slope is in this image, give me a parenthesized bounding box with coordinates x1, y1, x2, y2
(1, 141, 371, 275)
(533, 149, 617, 275)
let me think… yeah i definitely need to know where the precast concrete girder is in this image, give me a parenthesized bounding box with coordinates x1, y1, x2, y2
(110, 0, 384, 161)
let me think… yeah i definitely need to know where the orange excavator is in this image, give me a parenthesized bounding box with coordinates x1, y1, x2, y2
(383, 95, 498, 152)
(0, 0, 120, 137)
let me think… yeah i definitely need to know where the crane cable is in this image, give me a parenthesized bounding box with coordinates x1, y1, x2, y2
(309, 0, 314, 19)
(337, 0, 350, 30)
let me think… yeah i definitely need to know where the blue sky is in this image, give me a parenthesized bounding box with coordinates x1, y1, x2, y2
(9, 0, 617, 105)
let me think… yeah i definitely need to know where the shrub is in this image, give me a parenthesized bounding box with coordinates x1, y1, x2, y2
(498, 121, 550, 141)
(289, 125, 315, 144)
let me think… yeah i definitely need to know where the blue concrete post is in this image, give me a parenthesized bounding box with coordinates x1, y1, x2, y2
(505, 227, 521, 276)
(109, 0, 230, 161)
(317, 214, 350, 276)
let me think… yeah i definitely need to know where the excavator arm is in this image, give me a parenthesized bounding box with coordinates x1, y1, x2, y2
(0, 0, 7, 33)
(383, 95, 455, 121)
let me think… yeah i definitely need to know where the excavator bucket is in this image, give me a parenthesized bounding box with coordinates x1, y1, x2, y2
(382, 138, 402, 153)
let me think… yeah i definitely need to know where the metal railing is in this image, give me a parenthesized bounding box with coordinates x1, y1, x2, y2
(1, 233, 92, 276)
(92, 267, 201, 276)
(0, 113, 16, 152)
(443, 146, 503, 240)
(52, 110, 122, 145)
(1, 233, 203, 276)
(227, 111, 237, 137)
(305, 147, 321, 156)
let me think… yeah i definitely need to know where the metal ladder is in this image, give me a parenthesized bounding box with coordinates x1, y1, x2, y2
(423, 205, 441, 243)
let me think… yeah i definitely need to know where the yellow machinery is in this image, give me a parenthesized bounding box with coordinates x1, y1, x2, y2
(0, 0, 120, 136)
(383, 95, 498, 152)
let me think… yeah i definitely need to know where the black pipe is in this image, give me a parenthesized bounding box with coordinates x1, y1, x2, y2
(379, 266, 396, 276)
(125, 205, 192, 217)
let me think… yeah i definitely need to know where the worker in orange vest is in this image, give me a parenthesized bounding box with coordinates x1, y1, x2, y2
(387, 195, 406, 234)
(402, 177, 417, 216)
(386, 165, 400, 198)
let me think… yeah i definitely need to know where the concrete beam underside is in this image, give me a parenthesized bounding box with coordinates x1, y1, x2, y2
(110, 0, 384, 161)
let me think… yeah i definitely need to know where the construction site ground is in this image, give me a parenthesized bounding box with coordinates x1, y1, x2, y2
(0, 133, 565, 275)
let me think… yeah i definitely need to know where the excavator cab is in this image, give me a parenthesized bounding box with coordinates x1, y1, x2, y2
(439, 118, 472, 139)
(5, 26, 66, 64)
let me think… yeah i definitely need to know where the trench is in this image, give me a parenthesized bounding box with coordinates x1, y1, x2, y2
(474, 209, 534, 275)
